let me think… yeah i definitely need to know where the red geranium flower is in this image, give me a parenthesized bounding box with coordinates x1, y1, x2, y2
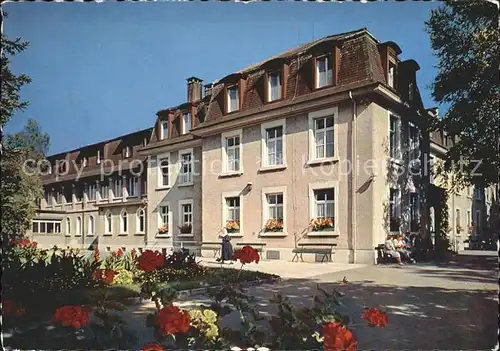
(361, 307, 388, 328)
(54, 305, 89, 329)
(232, 245, 260, 264)
(157, 305, 191, 335)
(11, 239, 18, 246)
(141, 342, 164, 351)
(322, 322, 357, 351)
(2, 300, 14, 316)
(137, 250, 165, 272)
(92, 269, 115, 284)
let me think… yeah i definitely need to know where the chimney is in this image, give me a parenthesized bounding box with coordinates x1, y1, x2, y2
(187, 77, 203, 103)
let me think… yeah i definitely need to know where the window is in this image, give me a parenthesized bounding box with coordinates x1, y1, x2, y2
(158, 204, 170, 235)
(389, 188, 400, 231)
(105, 211, 112, 234)
(268, 71, 282, 102)
(182, 113, 192, 134)
(388, 61, 396, 88)
(97, 150, 101, 164)
(408, 82, 414, 101)
(179, 200, 193, 235)
(47, 222, 54, 234)
(137, 208, 145, 233)
(265, 193, 284, 232)
(227, 85, 239, 113)
(32, 220, 62, 234)
(223, 133, 241, 172)
(76, 217, 82, 236)
(316, 55, 332, 88)
(66, 218, 71, 235)
(179, 150, 193, 184)
(82, 157, 87, 168)
(40, 222, 46, 233)
(266, 126, 283, 166)
(87, 183, 97, 201)
(124, 146, 131, 158)
(100, 182, 109, 199)
(120, 210, 128, 234)
(313, 188, 335, 220)
(225, 197, 240, 230)
(88, 215, 95, 235)
(114, 179, 123, 198)
(158, 156, 170, 187)
(55, 222, 61, 233)
(160, 121, 169, 140)
(410, 193, 419, 232)
(32, 222, 39, 233)
(313, 115, 334, 159)
(409, 124, 419, 161)
(127, 177, 139, 197)
(389, 114, 401, 159)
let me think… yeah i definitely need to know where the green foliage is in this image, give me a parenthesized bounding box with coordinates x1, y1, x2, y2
(426, 0, 500, 188)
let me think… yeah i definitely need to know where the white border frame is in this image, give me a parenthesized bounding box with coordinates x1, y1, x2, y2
(260, 185, 287, 237)
(226, 84, 239, 114)
(221, 129, 244, 175)
(267, 71, 282, 102)
(87, 215, 95, 236)
(308, 181, 339, 237)
(178, 199, 194, 237)
(260, 118, 287, 170)
(221, 190, 244, 237)
(75, 216, 82, 236)
(156, 152, 171, 190)
(307, 107, 339, 164)
(315, 54, 332, 89)
(157, 201, 172, 238)
(136, 207, 146, 235)
(160, 120, 169, 140)
(66, 217, 71, 236)
(178, 148, 194, 187)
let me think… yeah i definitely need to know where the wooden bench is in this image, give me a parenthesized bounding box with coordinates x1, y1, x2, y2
(292, 242, 336, 262)
(236, 242, 267, 256)
(375, 244, 398, 264)
(200, 242, 221, 258)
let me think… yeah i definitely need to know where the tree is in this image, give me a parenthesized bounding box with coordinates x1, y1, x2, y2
(425, 0, 499, 189)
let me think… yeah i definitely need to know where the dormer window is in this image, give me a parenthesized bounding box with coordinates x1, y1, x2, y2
(182, 112, 192, 134)
(160, 121, 168, 140)
(315, 55, 332, 89)
(227, 85, 239, 113)
(267, 71, 282, 102)
(124, 146, 131, 158)
(388, 61, 396, 88)
(97, 150, 101, 164)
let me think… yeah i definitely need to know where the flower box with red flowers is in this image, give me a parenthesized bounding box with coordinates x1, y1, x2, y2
(264, 218, 284, 232)
(178, 223, 192, 234)
(158, 225, 169, 235)
(309, 217, 335, 232)
(225, 220, 240, 234)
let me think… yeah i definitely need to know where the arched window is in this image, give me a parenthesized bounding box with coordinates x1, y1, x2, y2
(88, 215, 95, 235)
(120, 210, 128, 234)
(66, 218, 71, 235)
(137, 208, 145, 233)
(76, 217, 82, 235)
(105, 211, 112, 234)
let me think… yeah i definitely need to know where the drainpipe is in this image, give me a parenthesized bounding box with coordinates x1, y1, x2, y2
(349, 91, 357, 263)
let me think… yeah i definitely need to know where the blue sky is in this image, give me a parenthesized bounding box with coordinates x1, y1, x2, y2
(4, 1, 441, 155)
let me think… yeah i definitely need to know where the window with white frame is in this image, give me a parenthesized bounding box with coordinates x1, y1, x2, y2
(388, 61, 396, 88)
(316, 55, 332, 88)
(313, 115, 334, 159)
(225, 197, 240, 232)
(313, 188, 335, 219)
(120, 210, 128, 234)
(160, 121, 169, 140)
(410, 192, 419, 232)
(266, 193, 283, 221)
(159, 156, 170, 187)
(127, 177, 139, 197)
(76, 217, 82, 235)
(179, 201, 193, 234)
(389, 114, 401, 159)
(124, 146, 131, 158)
(265, 126, 283, 166)
(158, 204, 170, 235)
(389, 188, 400, 231)
(88, 215, 95, 235)
(100, 182, 109, 199)
(105, 211, 112, 234)
(137, 208, 145, 233)
(223, 133, 241, 172)
(268, 71, 282, 102)
(114, 179, 123, 198)
(87, 183, 97, 201)
(179, 151, 193, 184)
(66, 218, 71, 235)
(182, 113, 192, 134)
(32, 220, 62, 234)
(227, 85, 239, 113)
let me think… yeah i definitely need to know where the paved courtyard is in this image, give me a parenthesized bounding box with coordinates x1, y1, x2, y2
(126, 250, 498, 350)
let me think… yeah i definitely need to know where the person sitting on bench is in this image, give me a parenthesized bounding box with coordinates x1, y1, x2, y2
(394, 234, 416, 263)
(216, 228, 233, 264)
(385, 235, 403, 265)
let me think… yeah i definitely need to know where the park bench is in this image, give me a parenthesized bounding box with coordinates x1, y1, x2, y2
(375, 244, 399, 264)
(236, 242, 267, 257)
(200, 242, 221, 258)
(292, 242, 336, 263)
